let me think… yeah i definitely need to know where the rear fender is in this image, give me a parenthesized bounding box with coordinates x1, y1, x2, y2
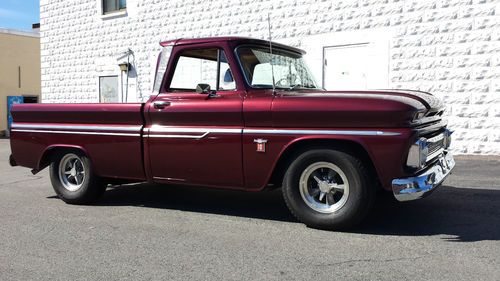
(34, 144, 89, 174)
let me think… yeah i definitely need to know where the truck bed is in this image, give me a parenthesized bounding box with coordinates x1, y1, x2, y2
(10, 103, 146, 181)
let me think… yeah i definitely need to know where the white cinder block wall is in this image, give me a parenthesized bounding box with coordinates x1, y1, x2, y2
(40, 0, 500, 155)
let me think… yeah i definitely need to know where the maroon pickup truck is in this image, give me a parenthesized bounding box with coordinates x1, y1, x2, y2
(9, 37, 455, 229)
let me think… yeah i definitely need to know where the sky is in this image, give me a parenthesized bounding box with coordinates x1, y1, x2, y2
(0, 0, 39, 31)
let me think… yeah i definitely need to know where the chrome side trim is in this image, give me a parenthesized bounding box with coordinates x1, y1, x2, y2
(13, 124, 400, 138)
(144, 127, 400, 138)
(11, 123, 141, 132)
(149, 126, 242, 134)
(146, 126, 242, 139)
(153, 176, 186, 182)
(11, 129, 140, 137)
(243, 129, 401, 136)
(147, 132, 210, 139)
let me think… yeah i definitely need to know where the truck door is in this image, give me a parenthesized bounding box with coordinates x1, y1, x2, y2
(146, 46, 244, 188)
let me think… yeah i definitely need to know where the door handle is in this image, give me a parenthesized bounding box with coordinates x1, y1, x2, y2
(153, 101, 170, 109)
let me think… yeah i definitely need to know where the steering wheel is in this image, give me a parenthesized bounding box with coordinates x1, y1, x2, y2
(275, 74, 298, 87)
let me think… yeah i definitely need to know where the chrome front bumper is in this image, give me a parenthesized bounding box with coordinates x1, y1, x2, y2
(392, 152, 455, 202)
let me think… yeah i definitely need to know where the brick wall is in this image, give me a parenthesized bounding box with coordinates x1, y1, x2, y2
(40, 0, 500, 154)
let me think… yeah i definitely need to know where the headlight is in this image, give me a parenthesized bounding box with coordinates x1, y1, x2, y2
(443, 128, 453, 149)
(407, 138, 428, 168)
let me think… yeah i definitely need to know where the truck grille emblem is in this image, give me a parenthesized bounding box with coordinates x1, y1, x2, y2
(254, 139, 268, 153)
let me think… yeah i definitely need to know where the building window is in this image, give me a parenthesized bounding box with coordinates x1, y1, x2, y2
(99, 76, 120, 102)
(102, 0, 126, 14)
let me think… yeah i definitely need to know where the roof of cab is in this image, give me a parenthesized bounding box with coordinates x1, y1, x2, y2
(159, 36, 305, 54)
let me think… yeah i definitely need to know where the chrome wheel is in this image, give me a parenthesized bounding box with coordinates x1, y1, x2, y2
(58, 154, 86, 192)
(299, 162, 349, 213)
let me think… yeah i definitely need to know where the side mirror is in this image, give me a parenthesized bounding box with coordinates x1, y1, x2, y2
(196, 83, 211, 94)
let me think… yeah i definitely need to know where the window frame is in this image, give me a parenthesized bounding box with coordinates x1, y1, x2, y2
(166, 47, 237, 93)
(101, 0, 126, 15)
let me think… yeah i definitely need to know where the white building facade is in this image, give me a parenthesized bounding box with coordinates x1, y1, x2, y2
(40, 0, 500, 154)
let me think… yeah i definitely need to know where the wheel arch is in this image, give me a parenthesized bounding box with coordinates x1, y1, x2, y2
(267, 137, 381, 189)
(36, 145, 90, 174)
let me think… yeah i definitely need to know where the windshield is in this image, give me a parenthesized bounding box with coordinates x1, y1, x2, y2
(237, 46, 319, 90)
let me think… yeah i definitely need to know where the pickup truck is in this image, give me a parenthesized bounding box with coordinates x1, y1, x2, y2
(9, 37, 455, 230)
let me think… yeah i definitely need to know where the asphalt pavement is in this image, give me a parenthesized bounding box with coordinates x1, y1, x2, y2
(0, 139, 499, 281)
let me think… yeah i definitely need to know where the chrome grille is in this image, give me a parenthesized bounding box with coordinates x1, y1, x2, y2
(426, 132, 445, 162)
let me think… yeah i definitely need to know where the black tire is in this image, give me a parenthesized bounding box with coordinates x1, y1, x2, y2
(49, 150, 106, 204)
(282, 149, 375, 230)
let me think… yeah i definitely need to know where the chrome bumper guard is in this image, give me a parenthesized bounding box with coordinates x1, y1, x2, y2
(392, 152, 455, 202)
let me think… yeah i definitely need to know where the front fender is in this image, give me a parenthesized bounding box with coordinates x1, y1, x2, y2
(242, 129, 412, 191)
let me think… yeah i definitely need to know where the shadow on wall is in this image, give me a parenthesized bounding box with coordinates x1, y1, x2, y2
(81, 182, 500, 242)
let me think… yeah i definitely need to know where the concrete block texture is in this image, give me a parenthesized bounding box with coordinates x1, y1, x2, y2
(40, 0, 500, 154)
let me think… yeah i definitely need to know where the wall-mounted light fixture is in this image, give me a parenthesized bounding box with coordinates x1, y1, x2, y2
(118, 49, 134, 103)
(118, 62, 130, 72)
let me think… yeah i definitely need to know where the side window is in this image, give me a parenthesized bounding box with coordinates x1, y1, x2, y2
(169, 48, 235, 92)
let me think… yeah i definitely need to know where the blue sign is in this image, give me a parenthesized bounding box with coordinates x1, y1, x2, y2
(6, 96, 24, 137)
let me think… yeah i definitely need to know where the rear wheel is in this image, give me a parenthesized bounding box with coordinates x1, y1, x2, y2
(49, 151, 106, 204)
(282, 149, 375, 230)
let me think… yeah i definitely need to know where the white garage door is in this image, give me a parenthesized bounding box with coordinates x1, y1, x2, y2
(323, 43, 388, 90)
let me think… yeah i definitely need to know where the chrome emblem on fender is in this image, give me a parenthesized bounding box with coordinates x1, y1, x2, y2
(254, 139, 268, 153)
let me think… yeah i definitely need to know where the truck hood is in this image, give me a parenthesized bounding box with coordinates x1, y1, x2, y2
(283, 89, 443, 111)
(271, 89, 444, 128)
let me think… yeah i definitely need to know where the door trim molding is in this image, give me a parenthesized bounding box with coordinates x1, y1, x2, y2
(144, 126, 400, 137)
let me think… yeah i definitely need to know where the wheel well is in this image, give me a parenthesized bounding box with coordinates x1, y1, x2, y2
(37, 146, 88, 173)
(268, 139, 380, 189)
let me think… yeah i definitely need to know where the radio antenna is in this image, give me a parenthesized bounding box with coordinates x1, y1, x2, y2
(267, 13, 276, 94)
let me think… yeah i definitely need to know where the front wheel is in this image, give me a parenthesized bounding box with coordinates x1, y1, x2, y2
(282, 149, 375, 230)
(49, 151, 106, 204)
